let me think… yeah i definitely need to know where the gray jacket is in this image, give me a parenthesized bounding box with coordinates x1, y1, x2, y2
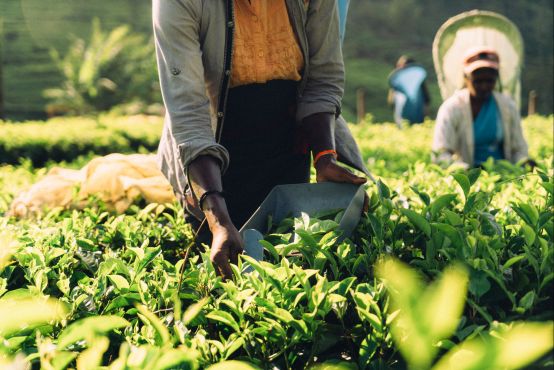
(153, 0, 370, 204)
(432, 89, 528, 167)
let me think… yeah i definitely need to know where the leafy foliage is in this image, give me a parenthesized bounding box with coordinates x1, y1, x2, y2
(0, 115, 552, 368)
(0, 115, 162, 166)
(43, 18, 161, 116)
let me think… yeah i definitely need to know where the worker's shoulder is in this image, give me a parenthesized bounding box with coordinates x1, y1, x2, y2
(493, 91, 517, 110)
(439, 89, 468, 113)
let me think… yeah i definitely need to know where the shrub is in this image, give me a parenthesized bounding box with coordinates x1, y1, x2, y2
(43, 18, 160, 116)
(0, 115, 163, 166)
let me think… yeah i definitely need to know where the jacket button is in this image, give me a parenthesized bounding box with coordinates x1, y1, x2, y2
(227, 21, 234, 28)
(171, 67, 181, 76)
(225, 70, 231, 76)
(217, 112, 224, 118)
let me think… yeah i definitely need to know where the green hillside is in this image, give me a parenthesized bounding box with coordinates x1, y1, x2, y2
(0, 0, 152, 121)
(0, 0, 552, 121)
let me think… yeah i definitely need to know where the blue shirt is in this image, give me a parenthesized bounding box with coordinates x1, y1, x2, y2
(473, 96, 504, 165)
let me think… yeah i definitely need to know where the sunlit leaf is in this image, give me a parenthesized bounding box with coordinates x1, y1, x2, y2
(433, 322, 554, 370)
(422, 264, 468, 340)
(0, 297, 67, 338)
(206, 360, 260, 370)
(452, 173, 470, 199)
(57, 315, 129, 348)
(206, 310, 240, 333)
(495, 322, 554, 368)
(107, 274, 130, 291)
(520, 224, 536, 246)
(76, 336, 109, 370)
(154, 346, 199, 370)
(136, 304, 171, 346)
(182, 298, 209, 326)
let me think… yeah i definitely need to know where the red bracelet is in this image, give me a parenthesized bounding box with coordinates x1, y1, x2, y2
(313, 149, 337, 167)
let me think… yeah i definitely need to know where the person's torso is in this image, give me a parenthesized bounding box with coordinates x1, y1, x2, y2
(473, 96, 504, 164)
(197, 0, 310, 123)
(230, 0, 304, 87)
(446, 89, 514, 165)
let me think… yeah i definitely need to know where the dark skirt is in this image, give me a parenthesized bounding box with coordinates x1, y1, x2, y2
(187, 80, 310, 242)
(221, 79, 310, 227)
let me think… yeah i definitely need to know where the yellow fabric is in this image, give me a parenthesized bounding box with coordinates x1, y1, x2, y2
(9, 154, 176, 217)
(230, 0, 304, 87)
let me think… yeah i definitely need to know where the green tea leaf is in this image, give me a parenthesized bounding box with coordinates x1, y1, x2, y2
(411, 186, 431, 206)
(422, 264, 468, 340)
(295, 229, 319, 248)
(377, 179, 391, 200)
(206, 361, 260, 370)
(495, 322, 554, 369)
(76, 336, 109, 370)
(512, 203, 539, 226)
(136, 246, 162, 274)
(52, 351, 78, 370)
(0, 297, 67, 338)
(468, 270, 491, 299)
(76, 238, 97, 251)
(401, 208, 431, 237)
(520, 224, 536, 246)
(154, 347, 199, 370)
(429, 194, 457, 218)
(359, 335, 378, 367)
(518, 291, 535, 311)
(206, 310, 240, 333)
(136, 304, 171, 346)
(452, 173, 471, 199)
(182, 297, 208, 326)
(58, 316, 129, 348)
(467, 168, 482, 186)
(268, 307, 294, 323)
(540, 181, 553, 195)
(443, 209, 463, 226)
(502, 255, 525, 270)
(107, 274, 130, 291)
(310, 360, 358, 370)
(433, 322, 554, 370)
(104, 293, 141, 312)
(432, 223, 464, 249)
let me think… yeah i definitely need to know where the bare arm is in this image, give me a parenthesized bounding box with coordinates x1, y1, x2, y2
(303, 113, 366, 184)
(188, 156, 242, 280)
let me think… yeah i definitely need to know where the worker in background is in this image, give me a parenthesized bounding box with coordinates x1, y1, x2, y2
(338, 0, 350, 45)
(387, 56, 431, 128)
(432, 47, 531, 168)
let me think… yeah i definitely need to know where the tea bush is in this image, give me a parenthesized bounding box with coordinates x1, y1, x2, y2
(0, 115, 162, 166)
(0, 115, 552, 369)
(44, 18, 161, 116)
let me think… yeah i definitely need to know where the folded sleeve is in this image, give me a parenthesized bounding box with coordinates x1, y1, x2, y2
(296, 0, 345, 121)
(432, 102, 458, 164)
(507, 100, 529, 163)
(153, 0, 229, 173)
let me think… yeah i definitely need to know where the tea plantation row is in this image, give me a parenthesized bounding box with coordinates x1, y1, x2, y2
(0, 116, 552, 369)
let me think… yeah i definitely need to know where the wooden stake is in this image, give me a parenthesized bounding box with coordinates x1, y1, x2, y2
(356, 88, 365, 123)
(527, 90, 537, 116)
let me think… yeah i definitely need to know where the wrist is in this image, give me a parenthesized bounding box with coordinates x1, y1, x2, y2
(201, 195, 234, 231)
(313, 149, 337, 169)
(199, 190, 225, 211)
(314, 152, 337, 172)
